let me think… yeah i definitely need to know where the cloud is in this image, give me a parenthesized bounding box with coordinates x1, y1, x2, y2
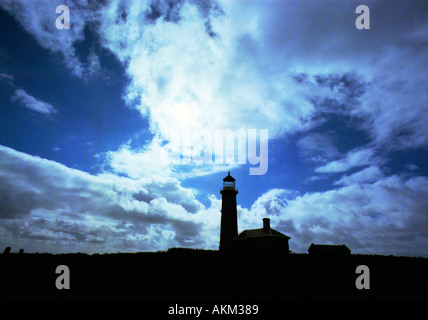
(99, 138, 174, 180)
(3, 73, 57, 116)
(0, 0, 101, 79)
(3, 0, 426, 176)
(96, 0, 427, 179)
(1, 144, 427, 256)
(334, 166, 384, 186)
(95, 0, 317, 177)
(315, 147, 381, 173)
(11, 89, 57, 115)
(297, 132, 341, 163)
(240, 175, 428, 257)
(355, 49, 428, 150)
(1, 0, 426, 257)
(0, 145, 216, 253)
(238, 0, 428, 150)
(0, 72, 14, 82)
(406, 164, 419, 171)
(1, 73, 57, 116)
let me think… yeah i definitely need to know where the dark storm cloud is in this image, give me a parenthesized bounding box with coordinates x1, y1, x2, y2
(250, 0, 428, 150)
(257, 0, 428, 65)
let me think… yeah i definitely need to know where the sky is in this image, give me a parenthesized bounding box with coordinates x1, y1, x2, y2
(0, 0, 427, 257)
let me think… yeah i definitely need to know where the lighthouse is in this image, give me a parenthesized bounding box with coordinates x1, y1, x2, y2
(219, 171, 238, 251)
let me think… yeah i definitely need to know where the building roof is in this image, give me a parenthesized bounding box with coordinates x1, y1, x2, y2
(235, 228, 290, 240)
(308, 243, 351, 254)
(223, 171, 235, 182)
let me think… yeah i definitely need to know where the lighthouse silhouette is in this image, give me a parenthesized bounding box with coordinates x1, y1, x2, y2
(218, 171, 291, 252)
(219, 171, 238, 251)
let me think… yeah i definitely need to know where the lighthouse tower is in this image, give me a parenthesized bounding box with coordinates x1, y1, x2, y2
(219, 171, 238, 251)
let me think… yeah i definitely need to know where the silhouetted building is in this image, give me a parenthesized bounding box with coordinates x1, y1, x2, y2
(235, 218, 290, 252)
(219, 172, 290, 252)
(308, 244, 351, 256)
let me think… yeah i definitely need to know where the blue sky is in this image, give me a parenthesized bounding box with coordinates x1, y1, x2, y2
(0, 0, 427, 256)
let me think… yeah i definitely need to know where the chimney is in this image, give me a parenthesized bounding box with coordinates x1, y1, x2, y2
(262, 218, 270, 231)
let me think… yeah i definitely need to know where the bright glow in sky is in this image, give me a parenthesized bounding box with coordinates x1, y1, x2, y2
(0, 0, 427, 256)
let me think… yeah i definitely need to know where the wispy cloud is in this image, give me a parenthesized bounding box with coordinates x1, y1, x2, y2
(11, 89, 57, 115)
(315, 147, 381, 174)
(297, 132, 341, 163)
(0, 72, 14, 82)
(334, 166, 384, 186)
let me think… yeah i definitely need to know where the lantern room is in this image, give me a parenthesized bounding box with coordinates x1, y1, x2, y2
(222, 171, 236, 190)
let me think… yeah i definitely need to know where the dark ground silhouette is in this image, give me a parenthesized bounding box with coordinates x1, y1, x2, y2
(1, 249, 427, 300)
